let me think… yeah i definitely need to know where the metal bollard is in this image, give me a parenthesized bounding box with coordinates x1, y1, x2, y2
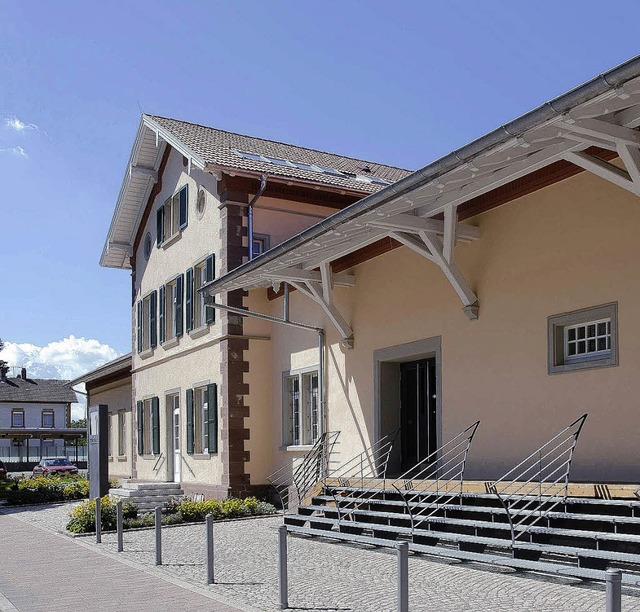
(206, 514, 214, 584)
(155, 506, 162, 566)
(397, 541, 408, 612)
(95, 497, 101, 544)
(116, 499, 123, 552)
(606, 569, 622, 612)
(278, 525, 288, 610)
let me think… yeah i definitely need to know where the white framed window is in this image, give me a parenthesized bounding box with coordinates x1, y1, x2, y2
(12, 409, 24, 428)
(251, 233, 270, 258)
(157, 185, 188, 246)
(283, 368, 320, 447)
(548, 303, 618, 374)
(564, 319, 611, 363)
(117, 411, 126, 456)
(137, 291, 157, 353)
(188, 255, 215, 332)
(194, 386, 209, 454)
(42, 410, 54, 428)
(136, 397, 159, 455)
(160, 275, 183, 343)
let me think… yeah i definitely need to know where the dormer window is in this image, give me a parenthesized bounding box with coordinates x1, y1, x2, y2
(157, 185, 188, 246)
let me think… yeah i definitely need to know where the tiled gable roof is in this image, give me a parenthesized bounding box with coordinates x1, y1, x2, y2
(0, 378, 77, 404)
(149, 115, 412, 194)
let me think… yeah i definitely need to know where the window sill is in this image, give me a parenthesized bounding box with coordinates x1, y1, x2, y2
(116, 455, 128, 462)
(188, 325, 210, 339)
(108, 456, 114, 462)
(189, 453, 217, 459)
(549, 357, 618, 375)
(279, 445, 314, 452)
(139, 347, 154, 360)
(161, 337, 180, 350)
(161, 231, 182, 250)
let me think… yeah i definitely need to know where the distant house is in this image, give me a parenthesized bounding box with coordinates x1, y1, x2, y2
(0, 368, 83, 469)
(71, 353, 132, 480)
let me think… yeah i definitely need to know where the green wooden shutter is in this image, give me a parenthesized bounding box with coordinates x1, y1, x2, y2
(150, 290, 157, 348)
(207, 383, 218, 454)
(159, 285, 165, 344)
(179, 185, 188, 229)
(136, 400, 144, 455)
(185, 268, 193, 332)
(205, 254, 215, 324)
(151, 396, 160, 455)
(186, 389, 194, 454)
(175, 274, 184, 337)
(156, 207, 164, 246)
(137, 301, 142, 353)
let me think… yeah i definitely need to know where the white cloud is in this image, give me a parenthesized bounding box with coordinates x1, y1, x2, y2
(5, 116, 38, 132)
(0, 146, 28, 158)
(2, 336, 120, 420)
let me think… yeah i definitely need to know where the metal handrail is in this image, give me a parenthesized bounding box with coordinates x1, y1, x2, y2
(267, 431, 340, 513)
(391, 421, 480, 531)
(323, 429, 400, 525)
(152, 452, 164, 472)
(489, 414, 588, 546)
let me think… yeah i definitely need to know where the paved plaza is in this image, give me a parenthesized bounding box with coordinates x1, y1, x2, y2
(1, 502, 640, 611)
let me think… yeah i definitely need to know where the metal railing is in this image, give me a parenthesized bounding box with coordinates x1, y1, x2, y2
(488, 414, 588, 546)
(152, 452, 165, 472)
(324, 429, 400, 525)
(391, 421, 480, 531)
(267, 431, 340, 513)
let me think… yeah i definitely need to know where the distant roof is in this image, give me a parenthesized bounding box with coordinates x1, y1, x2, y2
(148, 115, 412, 194)
(0, 378, 77, 404)
(70, 353, 132, 387)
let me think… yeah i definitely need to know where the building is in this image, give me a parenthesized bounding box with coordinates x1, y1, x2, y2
(100, 116, 409, 497)
(0, 368, 83, 469)
(201, 55, 640, 485)
(70, 353, 132, 480)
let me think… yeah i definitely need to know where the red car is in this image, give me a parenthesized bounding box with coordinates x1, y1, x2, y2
(33, 458, 78, 476)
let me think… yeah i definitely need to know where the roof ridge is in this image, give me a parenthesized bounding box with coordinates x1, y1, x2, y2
(147, 114, 412, 172)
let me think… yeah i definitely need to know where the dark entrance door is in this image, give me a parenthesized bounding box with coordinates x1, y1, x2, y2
(400, 358, 437, 473)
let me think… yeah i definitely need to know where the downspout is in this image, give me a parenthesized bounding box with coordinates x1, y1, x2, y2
(248, 174, 268, 260)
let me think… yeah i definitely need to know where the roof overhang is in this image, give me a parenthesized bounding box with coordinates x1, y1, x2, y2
(100, 115, 207, 269)
(202, 55, 640, 324)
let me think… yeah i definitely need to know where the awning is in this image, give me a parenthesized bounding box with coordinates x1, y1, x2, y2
(202, 56, 640, 345)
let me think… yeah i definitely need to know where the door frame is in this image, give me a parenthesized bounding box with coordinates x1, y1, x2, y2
(373, 337, 442, 471)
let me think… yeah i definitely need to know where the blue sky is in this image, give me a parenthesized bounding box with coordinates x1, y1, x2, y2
(1, 1, 640, 370)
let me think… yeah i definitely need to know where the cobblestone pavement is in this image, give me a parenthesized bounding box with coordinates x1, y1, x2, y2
(3, 503, 640, 611)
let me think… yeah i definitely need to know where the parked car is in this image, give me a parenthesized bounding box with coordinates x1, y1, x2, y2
(33, 457, 78, 476)
(0, 459, 6, 480)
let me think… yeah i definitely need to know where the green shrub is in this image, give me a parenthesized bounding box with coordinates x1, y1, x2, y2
(1, 475, 90, 505)
(175, 496, 275, 523)
(66, 496, 139, 533)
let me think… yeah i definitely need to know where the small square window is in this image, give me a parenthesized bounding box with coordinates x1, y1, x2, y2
(12, 410, 24, 428)
(548, 303, 618, 374)
(42, 411, 55, 428)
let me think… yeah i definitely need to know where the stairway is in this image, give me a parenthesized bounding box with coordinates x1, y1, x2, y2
(109, 481, 184, 512)
(284, 483, 640, 585)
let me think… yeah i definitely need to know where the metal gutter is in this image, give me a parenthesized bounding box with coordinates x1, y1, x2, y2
(201, 54, 640, 296)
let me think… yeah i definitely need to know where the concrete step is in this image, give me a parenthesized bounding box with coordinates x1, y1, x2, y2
(110, 488, 183, 498)
(110, 481, 184, 511)
(120, 481, 183, 491)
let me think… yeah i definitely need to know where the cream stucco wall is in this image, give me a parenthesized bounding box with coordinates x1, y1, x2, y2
(130, 147, 336, 490)
(257, 169, 640, 483)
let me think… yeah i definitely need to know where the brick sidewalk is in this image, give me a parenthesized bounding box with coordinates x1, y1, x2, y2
(0, 513, 250, 612)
